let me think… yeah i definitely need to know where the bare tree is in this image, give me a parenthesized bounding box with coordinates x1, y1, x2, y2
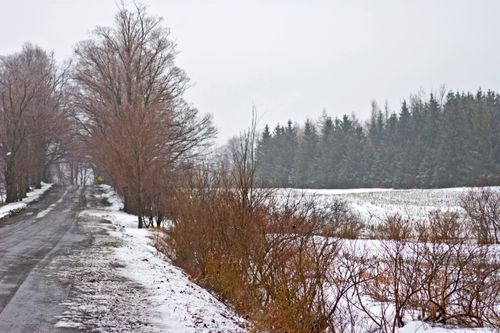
(72, 4, 215, 227)
(461, 188, 499, 244)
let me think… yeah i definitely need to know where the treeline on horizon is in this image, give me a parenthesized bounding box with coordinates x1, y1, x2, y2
(256, 89, 500, 189)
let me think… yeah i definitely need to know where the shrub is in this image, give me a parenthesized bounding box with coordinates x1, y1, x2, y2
(460, 188, 499, 244)
(375, 214, 413, 241)
(368, 209, 499, 330)
(324, 199, 364, 239)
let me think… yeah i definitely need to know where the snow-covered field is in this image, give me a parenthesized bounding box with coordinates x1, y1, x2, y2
(0, 182, 53, 219)
(62, 185, 247, 332)
(289, 186, 500, 226)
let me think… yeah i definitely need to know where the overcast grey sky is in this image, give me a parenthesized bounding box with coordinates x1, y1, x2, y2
(1, 0, 499, 143)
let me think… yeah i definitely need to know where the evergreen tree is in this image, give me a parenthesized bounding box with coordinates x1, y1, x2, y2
(318, 113, 335, 187)
(292, 119, 319, 187)
(256, 125, 273, 185)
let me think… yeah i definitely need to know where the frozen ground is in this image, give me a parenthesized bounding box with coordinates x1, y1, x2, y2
(53, 185, 247, 332)
(0, 182, 53, 219)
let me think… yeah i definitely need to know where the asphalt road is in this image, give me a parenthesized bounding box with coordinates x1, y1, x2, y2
(0, 185, 88, 333)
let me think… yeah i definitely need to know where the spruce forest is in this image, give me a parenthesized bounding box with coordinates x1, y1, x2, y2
(256, 90, 500, 189)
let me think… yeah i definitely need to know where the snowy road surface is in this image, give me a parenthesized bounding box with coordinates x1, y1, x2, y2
(0, 185, 246, 332)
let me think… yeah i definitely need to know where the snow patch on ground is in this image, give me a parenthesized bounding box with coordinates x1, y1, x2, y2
(36, 203, 56, 218)
(92, 184, 124, 211)
(0, 182, 53, 219)
(73, 185, 247, 332)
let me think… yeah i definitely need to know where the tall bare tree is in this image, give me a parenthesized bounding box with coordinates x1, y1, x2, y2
(72, 4, 215, 227)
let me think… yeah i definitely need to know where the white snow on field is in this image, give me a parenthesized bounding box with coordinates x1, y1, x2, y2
(288, 187, 394, 196)
(0, 182, 53, 219)
(78, 185, 247, 333)
(397, 321, 495, 333)
(291, 186, 500, 226)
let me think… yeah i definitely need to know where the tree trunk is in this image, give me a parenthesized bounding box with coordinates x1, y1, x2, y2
(5, 173, 18, 203)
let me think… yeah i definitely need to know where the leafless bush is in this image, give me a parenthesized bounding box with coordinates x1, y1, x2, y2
(375, 214, 413, 241)
(454, 244, 499, 327)
(415, 210, 462, 243)
(369, 239, 425, 330)
(368, 209, 499, 330)
(412, 239, 499, 327)
(460, 188, 499, 244)
(324, 199, 365, 239)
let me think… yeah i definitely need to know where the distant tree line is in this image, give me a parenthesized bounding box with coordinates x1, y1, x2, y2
(256, 90, 500, 188)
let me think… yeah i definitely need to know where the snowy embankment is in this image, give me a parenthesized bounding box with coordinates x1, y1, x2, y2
(79, 185, 247, 332)
(0, 182, 53, 219)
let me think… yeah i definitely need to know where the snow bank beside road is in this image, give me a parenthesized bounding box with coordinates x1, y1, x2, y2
(79, 185, 247, 332)
(0, 182, 53, 219)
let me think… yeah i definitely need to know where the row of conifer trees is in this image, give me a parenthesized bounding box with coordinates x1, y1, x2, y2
(256, 89, 500, 188)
